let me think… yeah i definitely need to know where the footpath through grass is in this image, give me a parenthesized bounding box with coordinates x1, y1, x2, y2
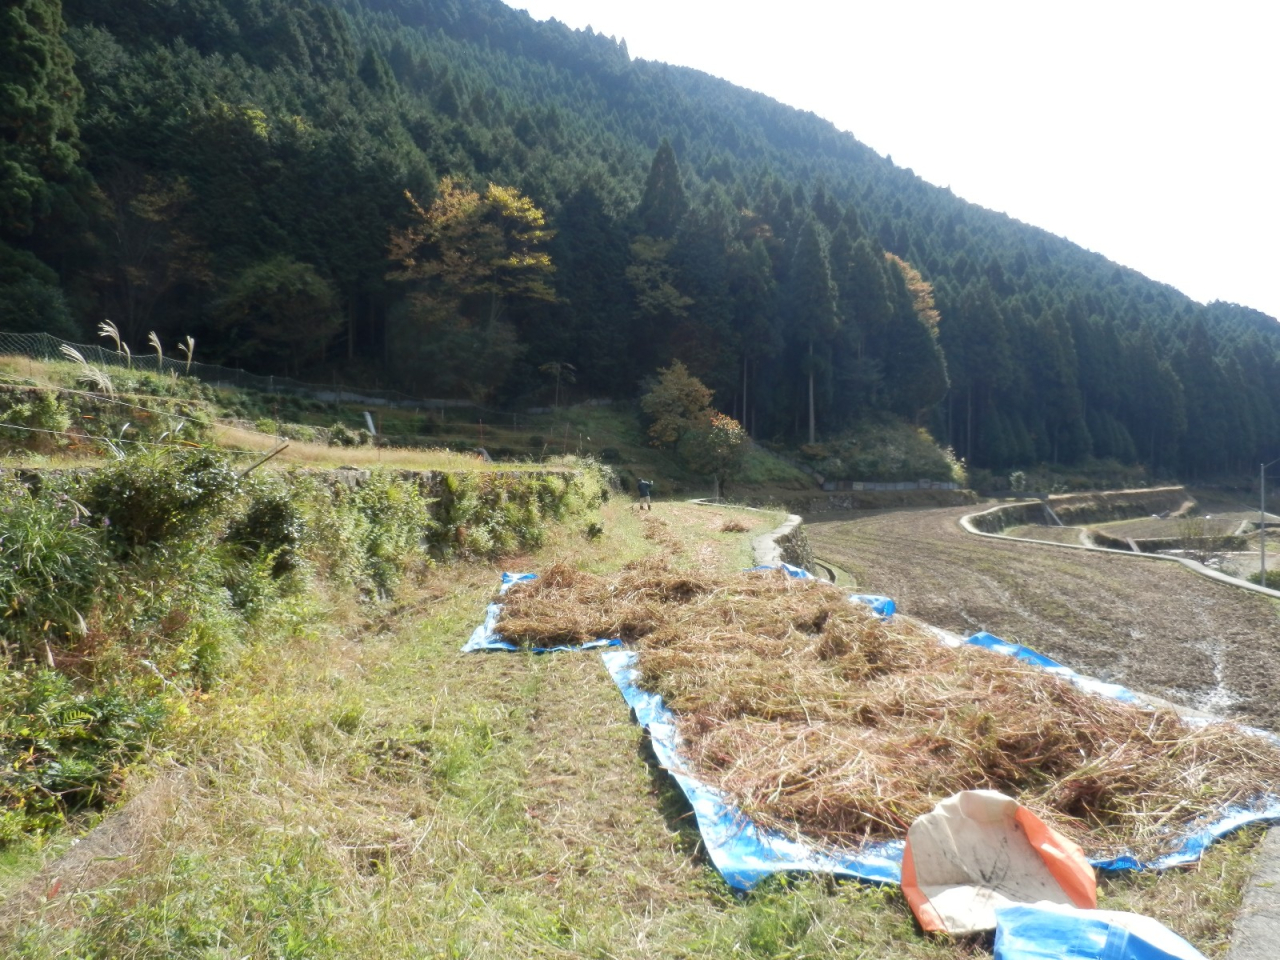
(2, 500, 1264, 958)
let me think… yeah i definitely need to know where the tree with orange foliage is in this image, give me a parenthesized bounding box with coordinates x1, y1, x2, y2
(885, 253, 940, 336)
(387, 177, 556, 399)
(388, 176, 555, 324)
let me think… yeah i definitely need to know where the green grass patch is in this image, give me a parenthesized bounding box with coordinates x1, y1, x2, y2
(1, 498, 1264, 958)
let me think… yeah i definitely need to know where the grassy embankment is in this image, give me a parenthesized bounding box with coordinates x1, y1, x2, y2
(0, 356, 813, 496)
(3, 494, 1265, 959)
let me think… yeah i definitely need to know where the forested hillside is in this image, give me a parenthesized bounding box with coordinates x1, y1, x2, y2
(4, 0, 1278, 476)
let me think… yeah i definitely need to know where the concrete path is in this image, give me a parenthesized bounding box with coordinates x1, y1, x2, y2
(1227, 829, 1280, 959)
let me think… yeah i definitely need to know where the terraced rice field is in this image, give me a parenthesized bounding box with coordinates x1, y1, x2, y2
(808, 505, 1280, 726)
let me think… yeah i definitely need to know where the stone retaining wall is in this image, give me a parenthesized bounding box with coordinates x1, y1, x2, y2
(969, 486, 1190, 534)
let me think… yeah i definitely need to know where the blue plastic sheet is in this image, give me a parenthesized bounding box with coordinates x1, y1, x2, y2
(464, 573, 1280, 881)
(746, 563, 813, 579)
(966, 632, 1280, 870)
(994, 903, 1207, 960)
(601, 649, 903, 890)
(602, 625, 1280, 885)
(966, 632, 1144, 704)
(850, 594, 896, 618)
(1090, 799, 1280, 871)
(749, 565, 897, 619)
(461, 572, 623, 654)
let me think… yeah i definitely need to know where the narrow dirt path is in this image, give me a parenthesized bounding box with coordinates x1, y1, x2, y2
(809, 506, 1280, 728)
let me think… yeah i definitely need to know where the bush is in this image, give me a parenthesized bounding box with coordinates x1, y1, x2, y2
(0, 477, 109, 656)
(278, 423, 318, 443)
(227, 480, 307, 576)
(599, 446, 622, 463)
(0, 388, 72, 454)
(0, 669, 165, 841)
(327, 422, 371, 447)
(800, 417, 963, 484)
(351, 474, 434, 593)
(303, 473, 435, 594)
(1249, 569, 1280, 590)
(86, 449, 241, 549)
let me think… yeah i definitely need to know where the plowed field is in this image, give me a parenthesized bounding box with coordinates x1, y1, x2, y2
(809, 506, 1280, 727)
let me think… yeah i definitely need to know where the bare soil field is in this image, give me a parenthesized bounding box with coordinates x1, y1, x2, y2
(809, 505, 1280, 727)
(1095, 516, 1244, 539)
(1003, 524, 1088, 544)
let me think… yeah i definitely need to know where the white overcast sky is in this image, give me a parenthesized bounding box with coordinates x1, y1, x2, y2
(504, 0, 1280, 321)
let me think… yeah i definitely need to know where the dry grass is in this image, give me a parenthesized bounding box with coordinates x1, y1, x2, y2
(212, 424, 552, 472)
(719, 518, 752, 533)
(498, 562, 1280, 861)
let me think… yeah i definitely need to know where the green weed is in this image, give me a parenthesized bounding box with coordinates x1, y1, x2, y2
(0, 669, 165, 843)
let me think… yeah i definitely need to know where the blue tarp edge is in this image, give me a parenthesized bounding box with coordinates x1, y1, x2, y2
(964, 631, 1280, 869)
(601, 649, 903, 890)
(993, 903, 1209, 960)
(461, 572, 623, 654)
(463, 572, 1280, 884)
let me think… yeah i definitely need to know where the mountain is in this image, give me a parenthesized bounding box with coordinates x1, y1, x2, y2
(3, 0, 1277, 477)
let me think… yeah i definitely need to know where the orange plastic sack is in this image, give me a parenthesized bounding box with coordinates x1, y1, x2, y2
(901, 790, 1097, 936)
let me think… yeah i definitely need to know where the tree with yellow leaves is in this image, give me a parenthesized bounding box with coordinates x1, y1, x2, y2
(387, 177, 556, 399)
(884, 252, 940, 336)
(388, 176, 555, 325)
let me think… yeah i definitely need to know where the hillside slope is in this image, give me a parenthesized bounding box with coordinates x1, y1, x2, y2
(3, 0, 1277, 478)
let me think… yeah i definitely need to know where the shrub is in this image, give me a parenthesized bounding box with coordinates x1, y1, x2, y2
(228, 480, 307, 576)
(327, 422, 371, 447)
(599, 446, 622, 463)
(278, 422, 318, 443)
(303, 473, 435, 594)
(351, 473, 435, 593)
(801, 417, 960, 483)
(1249, 569, 1280, 590)
(152, 577, 242, 686)
(0, 477, 108, 656)
(0, 388, 71, 454)
(86, 449, 241, 549)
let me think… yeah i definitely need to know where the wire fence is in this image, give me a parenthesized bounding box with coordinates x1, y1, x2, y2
(0, 330, 494, 413)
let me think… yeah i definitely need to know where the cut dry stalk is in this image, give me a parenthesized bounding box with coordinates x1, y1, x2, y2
(497, 561, 1280, 861)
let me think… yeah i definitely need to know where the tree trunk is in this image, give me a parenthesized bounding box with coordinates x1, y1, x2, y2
(742, 353, 749, 438)
(966, 385, 974, 462)
(347, 298, 356, 361)
(808, 340, 815, 444)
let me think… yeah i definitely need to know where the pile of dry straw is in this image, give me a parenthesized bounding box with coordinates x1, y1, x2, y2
(497, 560, 1280, 859)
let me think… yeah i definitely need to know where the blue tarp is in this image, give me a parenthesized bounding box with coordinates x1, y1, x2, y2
(850, 594, 896, 618)
(1090, 799, 1280, 871)
(461, 572, 623, 654)
(994, 903, 1208, 960)
(746, 563, 813, 579)
(965, 632, 1280, 870)
(463, 572, 1280, 884)
(747, 565, 897, 618)
(966, 632, 1145, 704)
(601, 649, 903, 890)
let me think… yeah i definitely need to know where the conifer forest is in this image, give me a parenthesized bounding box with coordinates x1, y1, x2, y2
(4, 0, 1279, 477)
